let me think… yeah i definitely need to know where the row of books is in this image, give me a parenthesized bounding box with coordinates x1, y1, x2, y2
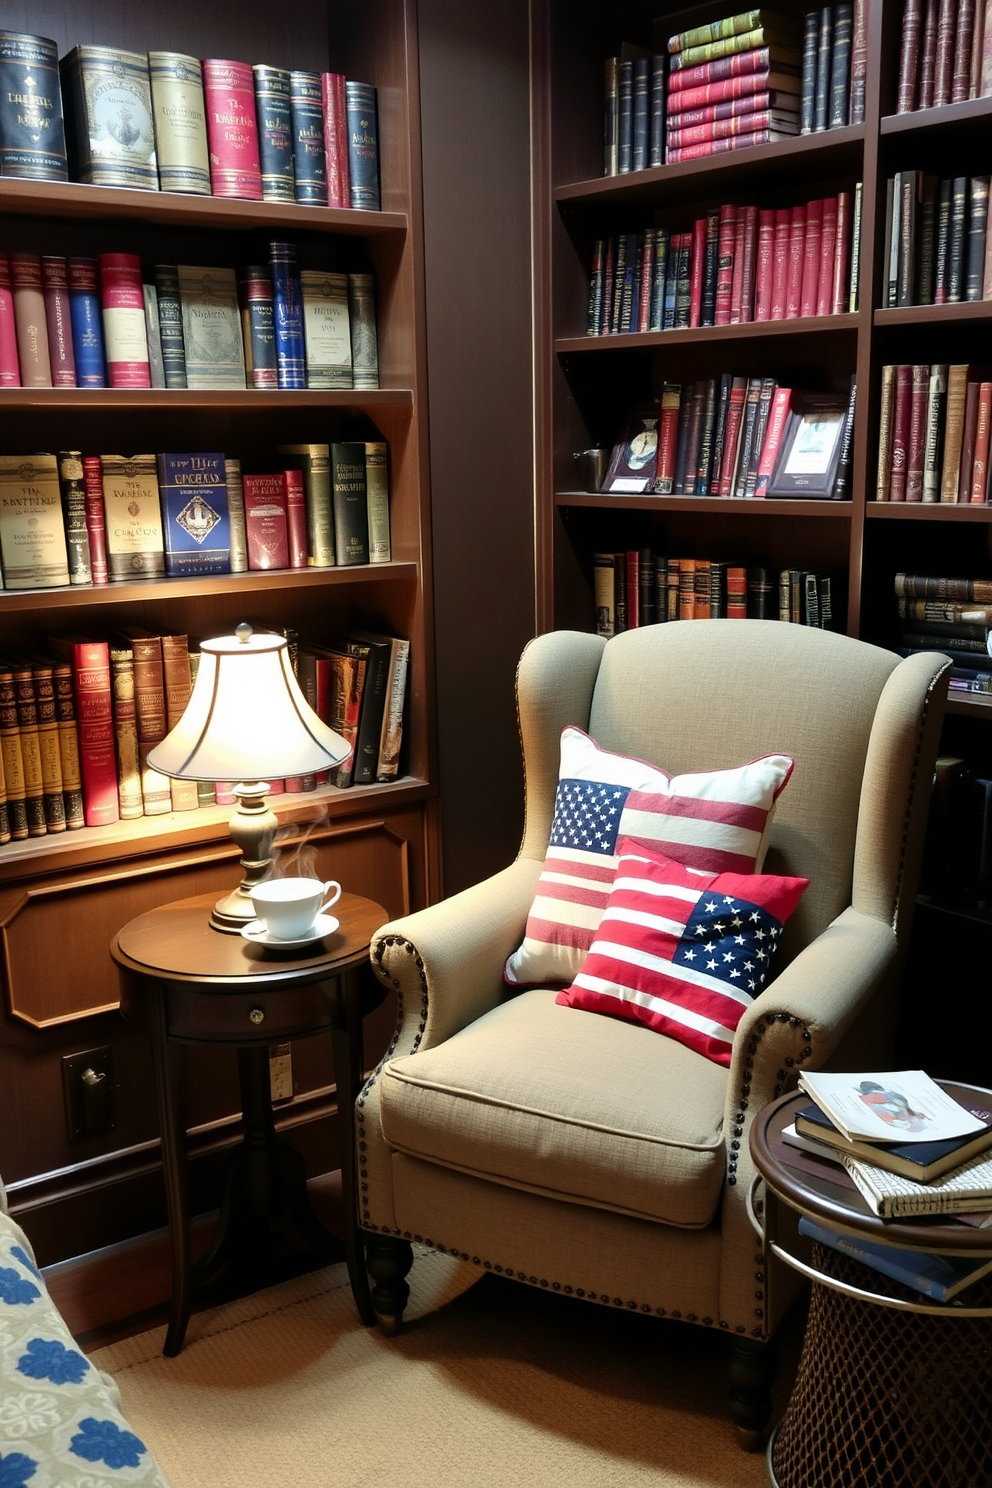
(0, 31, 380, 208)
(601, 377, 856, 502)
(882, 173, 992, 309)
(875, 364, 992, 505)
(593, 551, 844, 635)
(586, 189, 860, 336)
(895, 571, 992, 693)
(798, 3, 867, 134)
(0, 243, 376, 393)
(896, 0, 992, 113)
(0, 445, 390, 592)
(0, 627, 410, 845)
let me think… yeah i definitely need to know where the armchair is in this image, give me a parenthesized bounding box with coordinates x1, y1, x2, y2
(357, 621, 949, 1445)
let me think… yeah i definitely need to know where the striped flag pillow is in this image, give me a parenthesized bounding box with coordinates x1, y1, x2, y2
(555, 843, 809, 1066)
(504, 727, 794, 988)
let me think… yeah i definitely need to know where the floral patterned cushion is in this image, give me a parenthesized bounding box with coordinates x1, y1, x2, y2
(0, 1208, 169, 1488)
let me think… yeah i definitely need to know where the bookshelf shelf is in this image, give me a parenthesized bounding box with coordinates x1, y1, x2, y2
(556, 493, 854, 518)
(874, 304, 992, 329)
(557, 316, 859, 354)
(0, 388, 415, 411)
(880, 96, 992, 138)
(866, 504, 992, 522)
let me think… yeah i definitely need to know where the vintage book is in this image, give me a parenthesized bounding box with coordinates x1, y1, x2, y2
(153, 265, 187, 389)
(654, 382, 683, 493)
(671, 31, 802, 74)
(800, 9, 818, 130)
(345, 80, 381, 210)
(318, 645, 367, 788)
(365, 442, 391, 563)
(753, 208, 776, 321)
(665, 87, 799, 130)
(898, 0, 924, 109)
(177, 265, 245, 389)
(348, 273, 379, 390)
(223, 457, 249, 574)
(770, 206, 791, 320)
(243, 472, 290, 570)
(100, 253, 150, 388)
(799, 197, 824, 316)
(160, 634, 199, 812)
(8, 661, 51, 834)
(41, 256, 75, 387)
(337, 629, 391, 786)
(732, 377, 764, 495)
(952, 0, 977, 100)
(667, 42, 785, 91)
(64, 258, 105, 388)
(300, 270, 352, 388)
(48, 657, 84, 829)
(717, 377, 748, 493)
(322, 72, 350, 207)
(933, 175, 953, 303)
(795, 1094, 992, 1180)
(0, 454, 70, 588)
(694, 376, 718, 492)
(108, 643, 143, 820)
(631, 55, 650, 170)
(784, 203, 806, 318)
(147, 51, 210, 195)
(845, 1145, 992, 1218)
(60, 45, 157, 190)
(202, 58, 263, 200)
(0, 664, 28, 838)
(57, 451, 92, 585)
(817, 195, 839, 317)
(829, 2, 853, 126)
(377, 635, 410, 781)
(970, 380, 992, 502)
(905, 362, 931, 501)
(277, 443, 334, 567)
(946, 175, 969, 302)
(0, 664, 43, 835)
(26, 658, 66, 832)
(0, 254, 18, 386)
(142, 283, 164, 389)
(157, 452, 231, 576)
(238, 264, 278, 389)
(798, 1068, 989, 1143)
(330, 442, 372, 564)
(753, 385, 794, 497)
(888, 363, 913, 501)
(270, 240, 306, 390)
(959, 375, 984, 501)
(799, 1213, 992, 1301)
(966, 176, 990, 300)
(895, 572, 992, 602)
(252, 64, 295, 204)
(289, 69, 327, 205)
(283, 467, 308, 568)
(813, 5, 833, 131)
(10, 252, 51, 387)
(700, 207, 721, 326)
(0, 31, 68, 181)
(941, 364, 974, 501)
(81, 456, 109, 585)
(666, 103, 800, 147)
(99, 453, 166, 581)
(933, 0, 958, 104)
(604, 56, 619, 175)
(47, 636, 118, 827)
(113, 628, 171, 816)
(742, 376, 777, 495)
(875, 362, 897, 500)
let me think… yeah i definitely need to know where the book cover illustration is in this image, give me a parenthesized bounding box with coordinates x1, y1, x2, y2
(157, 452, 231, 576)
(178, 266, 246, 389)
(61, 45, 157, 190)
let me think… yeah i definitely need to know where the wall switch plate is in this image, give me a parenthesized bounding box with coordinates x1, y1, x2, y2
(269, 1042, 293, 1103)
(62, 1047, 116, 1141)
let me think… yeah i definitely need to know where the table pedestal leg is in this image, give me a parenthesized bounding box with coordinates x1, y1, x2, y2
(331, 968, 376, 1326)
(147, 983, 193, 1358)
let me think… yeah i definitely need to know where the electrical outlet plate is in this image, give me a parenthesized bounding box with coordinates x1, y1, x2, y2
(62, 1046, 116, 1141)
(269, 1042, 293, 1103)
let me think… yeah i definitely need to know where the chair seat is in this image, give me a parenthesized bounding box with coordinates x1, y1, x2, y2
(378, 989, 730, 1226)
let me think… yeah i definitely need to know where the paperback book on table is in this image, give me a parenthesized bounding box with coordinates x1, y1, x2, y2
(797, 1069, 988, 1144)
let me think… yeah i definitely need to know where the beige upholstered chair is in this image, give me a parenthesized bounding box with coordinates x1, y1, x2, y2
(357, 621, 949, 1445)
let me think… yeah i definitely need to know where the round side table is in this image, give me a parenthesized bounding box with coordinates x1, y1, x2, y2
(750, 1086, 992, 1488)
(111, 889, 387, 1355)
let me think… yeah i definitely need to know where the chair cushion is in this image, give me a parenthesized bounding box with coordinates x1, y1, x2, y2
(556, 842, 809, 1066)
(378, 988, 730, 1227)
(504, 726, 794, 988)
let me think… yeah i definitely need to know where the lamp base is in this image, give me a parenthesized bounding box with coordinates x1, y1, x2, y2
(210, 782, 278, 934)
(210, 886, 259, 934)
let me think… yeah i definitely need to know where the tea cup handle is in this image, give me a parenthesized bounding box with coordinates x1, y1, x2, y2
(320, 880, 342, 913)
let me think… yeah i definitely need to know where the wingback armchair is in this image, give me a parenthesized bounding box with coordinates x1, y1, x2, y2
(357, 621, 949, 1445)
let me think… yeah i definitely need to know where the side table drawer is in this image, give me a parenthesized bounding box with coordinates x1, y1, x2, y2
(165, 982, 337, 1041)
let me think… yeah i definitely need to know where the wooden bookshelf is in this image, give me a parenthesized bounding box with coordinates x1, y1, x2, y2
(0, 0, 437, 1264)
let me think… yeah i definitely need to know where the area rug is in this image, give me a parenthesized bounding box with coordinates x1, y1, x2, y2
(91, 1251, 794, 1488)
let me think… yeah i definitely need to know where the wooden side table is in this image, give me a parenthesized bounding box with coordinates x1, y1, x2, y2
(111, 889, 387, 1355)
(751, 1086, 992, 1488)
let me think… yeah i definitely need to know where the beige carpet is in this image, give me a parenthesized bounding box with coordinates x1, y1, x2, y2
(92, 1251, 796, 1487)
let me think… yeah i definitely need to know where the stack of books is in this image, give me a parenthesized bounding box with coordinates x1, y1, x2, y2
(896, 0, 992, 114)
(880, 173, 992, 309)
(875, 365, 992, 508)
(893, 572, 992, 695)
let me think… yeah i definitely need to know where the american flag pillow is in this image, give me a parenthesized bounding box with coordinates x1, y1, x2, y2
(504, 727, 794, 988)
(556, 843, 809, 1066)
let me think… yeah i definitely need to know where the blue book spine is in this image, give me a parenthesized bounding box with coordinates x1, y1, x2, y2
(631, 56, 649, 172)
(253, 64, 295, 204)
(239, 264, 278, 388)
(345, 80, 380, 210)
(648, 53, 666, 167)
(290, 70, 328, 205)
(269, 240, 306, 389)
(154, 264, 187, 388)
(0, 31, 68, 181)
(157, 451, 231, 576)
(65, 257, 106, 387)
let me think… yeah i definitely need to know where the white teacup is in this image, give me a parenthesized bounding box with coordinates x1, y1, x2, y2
(249, 876, 342, 940)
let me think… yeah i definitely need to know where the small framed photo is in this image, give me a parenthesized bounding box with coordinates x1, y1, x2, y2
(767, 392, 849, 499)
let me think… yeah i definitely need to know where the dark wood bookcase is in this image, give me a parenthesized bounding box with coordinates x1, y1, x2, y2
(530, 0, 992, 1077)
(0, 0, 438, 1260)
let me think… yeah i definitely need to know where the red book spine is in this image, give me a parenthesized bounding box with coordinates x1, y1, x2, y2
(800, 198, 824, 316)
(729, 208, 747, 322)
(714, 203, 737, 324)
(666, 69, 775, 113)
(99, 253, 150, 388)
(689, 216, 706, 327)
(667, 108, 795, 147)
(770, 207, 791, 320)
(717, 380, 747, 493)
(243, 473, 290, 569)
(666, 129, 784, 162)
(40, 256, 75, 388)
(667, 45, 773, 92)
(66, 641, 119, 827)
(726, 566, 748, 617)
(754, 209, 776, 321)
(321, 72, 350, 209)
(919, 0, 940, 106)
(889, 364, 913, 501)
(832, 190, 852, 315)
(664, 90, 778, 129)
(737, 205, 758, 322)
(203, 58, 263, 200)
(638, 230, 655, 330)
(970, 381, 992, 502)
(284, 467, 308, 566)
(656, 385, 682, 493)
(10, 252, 52, 387)
(951, 0, 976, 101)
(905, 363, 930, 501)
(816, 197, 838, 317)
(81, 456, 109, 585)
(898, 0, 923, 110)
(958, 377, 982, 500)
(785, 204, 806, 318)
(625, 552, 640, 627)
(753, 386, 794, 497)
(933, 0, 957, 105)
(0, 253, 20, 386)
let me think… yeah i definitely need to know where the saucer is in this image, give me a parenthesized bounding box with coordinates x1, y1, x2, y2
(241, 914, 339, 949)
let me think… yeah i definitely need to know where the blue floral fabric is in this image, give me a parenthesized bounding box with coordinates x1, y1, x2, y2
(0, 1206, 170, 1487)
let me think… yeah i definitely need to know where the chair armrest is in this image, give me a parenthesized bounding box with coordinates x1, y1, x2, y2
(370, 857, 543, 1053)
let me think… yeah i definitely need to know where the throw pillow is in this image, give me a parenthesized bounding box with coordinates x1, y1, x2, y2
(555, 842, 809, 1066)
(504, 727, 794, 987)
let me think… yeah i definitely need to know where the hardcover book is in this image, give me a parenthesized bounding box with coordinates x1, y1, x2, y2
(277, 443, 334, 567)
(10, 252, 52, 387)
(0, 454, 70, 588)
(66, 258, 107, 387)
(269, 241, 306, 389)
(99, 453, 166, 581)
(795, 1095, 992, 1180)
(603, 412, 660, 492)
(223, 458, 249, 574)
(300, 270, 352, 388)
(60, 45, 157, 190)
(340, 629, 393, 784)
(202, 58, 263, 200)
(81, 456, 109, 584)
(289, 70, 328, 205)
(284, 467, 308, 568)
(348, 273, 379, 390)
(797, 1213, 992, 1301)
(99, 253, 150, 388)
(0, 31, 68, 181)
(40, 256, 75, 387)
(113, 627, 171, 815)
(252, 64, 295, 203)
(376, 636, 410, 781)
(238, 263, 278, 389)
(330, 442, 371, 564)
(108, 642, 143, 820)
(157, 452, 231, 576)
(49, 657, 84, 829)
(46, 636, 118, 827)
(153, 265, 187, 389)
(366, 441, 391, 563)
(160, 634, 200, 811)
(322, 72, 350, 207)
(147, 51, 211, 196)
(56, 451, 92, 585)
(177, 265, 246, 389)
(0, 254, 18, 387)
(142, 283, 164, 389)
(243, 472, 290, 570)
(345, 80, 381, 210)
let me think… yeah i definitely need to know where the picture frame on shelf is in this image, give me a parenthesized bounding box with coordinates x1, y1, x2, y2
(766, 391, 849, 500)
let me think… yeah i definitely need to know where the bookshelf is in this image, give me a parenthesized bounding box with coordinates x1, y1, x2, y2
(0, 0, 437, 1261)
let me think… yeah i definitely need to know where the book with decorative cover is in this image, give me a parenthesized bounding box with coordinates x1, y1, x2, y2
(157, 452, 231, 577)
(99, 453, 166, 581)
(300, 270, 352, 388)
(61, 45, 157, 190)
(253, 65, 295, 203)
(147, 51, 211, 196)
(289, 70, 327, 205)
(795, 1094, 992, 1180)
(66, 258, 107, 387)
(239, 264, 278, 389)
(202, 58, 263, 200)
(46, 636, 118, 827)
(329, 442, 371, 565)
(270, 241, 306, 389)
(798, 1069, 988, 1143)
(56, 451, 91, 585)
(0, 31, 68, 181)
(243, 472, 290, 570)
(100, 253, 150, 389)
(345, 81, 381, 209)
(177, 265, 246, 389)
(154, 265, 187, 389)
(322, 72, 350, 207)
(277, 443, 334, 567)
(0, 454, 70, 589)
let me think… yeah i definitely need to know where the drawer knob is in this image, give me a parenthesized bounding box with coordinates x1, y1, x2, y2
(249, 1007, 265, 1025)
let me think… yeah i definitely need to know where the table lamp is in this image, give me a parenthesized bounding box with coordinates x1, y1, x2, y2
(147, 623, 350, 932)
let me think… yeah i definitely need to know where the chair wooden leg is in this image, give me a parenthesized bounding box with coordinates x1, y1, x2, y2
(364, 1233, 413, 1334)
(727, 1335, 775, 1450)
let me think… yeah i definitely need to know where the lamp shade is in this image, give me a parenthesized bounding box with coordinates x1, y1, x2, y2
(147, 625, 350, 781)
